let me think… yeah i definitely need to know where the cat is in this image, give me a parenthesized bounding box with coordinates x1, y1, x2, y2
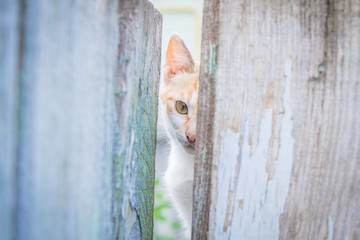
(158, 33, 199, 238)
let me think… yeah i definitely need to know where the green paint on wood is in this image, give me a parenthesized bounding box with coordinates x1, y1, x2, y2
(115, 90, 127, 97)
(115, 1, 162, 239)
(128, 69, 158, 239)
(208, 43, 217, 78)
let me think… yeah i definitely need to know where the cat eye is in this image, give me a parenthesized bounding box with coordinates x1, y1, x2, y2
(175, 101, 188, 114)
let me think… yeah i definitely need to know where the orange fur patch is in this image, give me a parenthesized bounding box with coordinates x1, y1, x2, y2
(193, 76, 199, 89)
(166, 104, 172, 114)
(182, 116, 191, 126)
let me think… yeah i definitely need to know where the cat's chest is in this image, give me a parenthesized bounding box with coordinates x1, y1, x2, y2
(166, 146, 194, 183)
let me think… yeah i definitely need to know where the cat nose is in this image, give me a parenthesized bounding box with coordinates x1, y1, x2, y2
(186, 132, 196, 144)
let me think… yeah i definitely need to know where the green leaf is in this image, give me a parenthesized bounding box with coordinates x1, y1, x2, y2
(155, 178, 160, 186)
(155, 192, 163, 199)
(155, 236, 174, 240)
(172, 221, 181, 230)
(154, 214, 167, 221)
(154, 202, 171, 212)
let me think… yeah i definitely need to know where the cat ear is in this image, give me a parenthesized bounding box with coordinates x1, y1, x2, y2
(163, 33, 194, 84)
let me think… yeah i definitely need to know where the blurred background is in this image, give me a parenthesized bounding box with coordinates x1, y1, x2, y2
(150, 0, 203, 63)
(149, 0, 203, 239)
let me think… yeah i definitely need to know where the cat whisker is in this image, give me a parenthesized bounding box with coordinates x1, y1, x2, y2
(175, 132, 187, 143)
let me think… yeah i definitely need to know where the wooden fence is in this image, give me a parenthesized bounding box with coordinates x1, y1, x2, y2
(1, 0, 359, 240)
(193, 0, 360, 239)
(0, 0, 161, 239)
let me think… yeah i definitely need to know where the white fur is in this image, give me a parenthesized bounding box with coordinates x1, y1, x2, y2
(164, 140, 194, 238)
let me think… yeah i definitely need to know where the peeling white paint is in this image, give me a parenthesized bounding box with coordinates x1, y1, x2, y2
(213, 58, 294, 239)
(327, 216, 334, 240)
(214, 129, 241, 239)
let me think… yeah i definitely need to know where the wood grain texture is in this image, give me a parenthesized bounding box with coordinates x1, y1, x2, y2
(192, 0, 220, 239)
(196, 0, 360, 239)
(0, 0, 161, 240)
(115, 1, 162, 239)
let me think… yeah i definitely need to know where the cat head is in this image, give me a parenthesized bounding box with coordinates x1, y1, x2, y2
(160, 33, 199, 152)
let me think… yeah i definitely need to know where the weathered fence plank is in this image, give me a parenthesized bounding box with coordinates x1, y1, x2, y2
(0, 0, 161, 240)
(194, 0, 360, 239)
(192, 0, 219, 239)
(116, 1, 162, 239)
